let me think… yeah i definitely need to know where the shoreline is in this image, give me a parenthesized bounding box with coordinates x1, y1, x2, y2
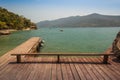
(0, 28, 37, 35)
(0, 29, 17, 35)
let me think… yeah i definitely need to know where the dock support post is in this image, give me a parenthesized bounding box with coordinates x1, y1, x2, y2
(103, 55, 108, 64)
(17, 55, 21, 63)
(37, 45, 40, 52)
(36, 42, 40, 52)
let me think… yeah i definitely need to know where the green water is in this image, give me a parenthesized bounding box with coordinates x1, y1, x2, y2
(0, 27, 120, 56)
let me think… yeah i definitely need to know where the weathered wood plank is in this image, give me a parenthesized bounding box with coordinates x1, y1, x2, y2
(77, 57, 94, 80)
(73, 58, 87, 80)
(98, 58, 120, 79)
(11, 53, 113, 63)
(56, 63, 63, 80)
(61, 57, 69, 80)
(85, 57, 105, 80)
(89, 57, 111, 80)
(51, 63, 57, 80)
(69, 57, 80, 80)
(66, 63, 74, 80)
(91, 57, 117, 80)
(11, 53, 114, 56)
(82, 57, 99, 80)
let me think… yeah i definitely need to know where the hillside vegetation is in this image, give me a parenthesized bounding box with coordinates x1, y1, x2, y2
(0, 7, 36, 30)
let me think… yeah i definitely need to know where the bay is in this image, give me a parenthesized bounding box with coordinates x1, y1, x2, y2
(0, 27, 120, 56)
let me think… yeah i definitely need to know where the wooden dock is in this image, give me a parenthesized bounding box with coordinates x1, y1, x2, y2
(0, 37, 120, 80)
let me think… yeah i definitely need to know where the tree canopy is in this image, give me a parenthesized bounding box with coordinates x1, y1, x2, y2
(0, 7, 36, 30)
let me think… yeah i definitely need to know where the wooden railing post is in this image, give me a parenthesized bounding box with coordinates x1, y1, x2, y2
(103, 55, 108, 64)
(17, 55, 21, 63)
(57, 55, 60, 63)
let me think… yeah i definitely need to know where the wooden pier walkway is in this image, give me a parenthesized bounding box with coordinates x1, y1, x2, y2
(0, 37, 120, 80)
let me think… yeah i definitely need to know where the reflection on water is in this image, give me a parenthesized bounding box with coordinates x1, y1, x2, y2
(0, 27, 120, 56)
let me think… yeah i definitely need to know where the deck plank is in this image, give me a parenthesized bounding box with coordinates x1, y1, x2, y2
(85, 57, 105, 80)
(97, 58, 120, 80)
(80, 57, 99, 80)
(73, 58, 87, 80)
(61, 57, 69, 80)
(69, 57, 80, 80)
(89, 57, 112, 80)
(77, 57, 93, 80)
(56, 63, 63, 80)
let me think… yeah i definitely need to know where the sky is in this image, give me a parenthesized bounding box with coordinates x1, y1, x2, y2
(0, 0, 120, 22)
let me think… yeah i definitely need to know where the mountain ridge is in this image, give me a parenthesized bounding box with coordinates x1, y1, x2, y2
(37, 13, 120, 28)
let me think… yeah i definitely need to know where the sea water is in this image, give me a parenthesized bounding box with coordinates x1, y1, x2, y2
(0, 27, 120, 56)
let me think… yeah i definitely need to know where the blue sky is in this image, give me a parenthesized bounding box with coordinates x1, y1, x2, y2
(0, 0, 120, 22)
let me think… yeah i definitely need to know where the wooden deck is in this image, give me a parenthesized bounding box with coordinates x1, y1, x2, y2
(0, 38, 120, 80)
(0, 55, 120, 80)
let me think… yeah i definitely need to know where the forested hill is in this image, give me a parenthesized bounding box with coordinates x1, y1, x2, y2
(0, 7, 36, 30)
(37, 13, 120, 28)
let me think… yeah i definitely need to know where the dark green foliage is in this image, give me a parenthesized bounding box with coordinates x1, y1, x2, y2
(112, 32, 120, 60)
(0, 7, 36, 30)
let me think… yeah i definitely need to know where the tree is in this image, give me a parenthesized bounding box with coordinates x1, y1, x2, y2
(0, 7, 37, 30)
(0, 21, 8, 29)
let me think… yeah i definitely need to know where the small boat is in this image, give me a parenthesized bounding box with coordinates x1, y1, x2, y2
(60, 29, 63, 32)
